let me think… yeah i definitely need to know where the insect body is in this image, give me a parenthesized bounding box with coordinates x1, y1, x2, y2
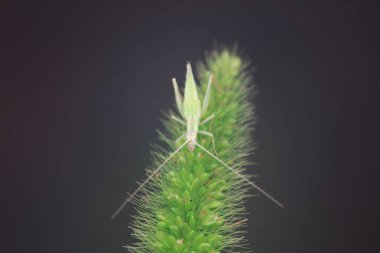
(111, 63, 283, 220)
(171, 63, 216, 152)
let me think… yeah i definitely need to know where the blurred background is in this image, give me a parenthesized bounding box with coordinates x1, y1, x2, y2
(1, 1, 379, 252)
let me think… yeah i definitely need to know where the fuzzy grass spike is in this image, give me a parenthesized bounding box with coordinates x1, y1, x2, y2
(121, 48, 273, 252)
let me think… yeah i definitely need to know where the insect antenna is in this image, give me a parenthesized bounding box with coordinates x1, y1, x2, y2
(111, 140, 189, 219)
(194, 141, 284, 208)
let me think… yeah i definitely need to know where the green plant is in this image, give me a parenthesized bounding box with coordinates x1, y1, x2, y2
(128, 48, 257, 252)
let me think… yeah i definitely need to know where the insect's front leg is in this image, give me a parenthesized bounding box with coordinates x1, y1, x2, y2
(175, 133, 187, 147)
(198, 130, 217, 155)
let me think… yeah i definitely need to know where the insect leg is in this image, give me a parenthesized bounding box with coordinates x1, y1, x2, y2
(171, 115, 186, 126)
(200, 114, 215, 125)
(175, 133, 187, 147)
(201, 75, 213, 117)
(194, 141, 284, 208)
(172, 78, 184, 117)
(198, 130, 217, 155)
(111, 140, 189, 219)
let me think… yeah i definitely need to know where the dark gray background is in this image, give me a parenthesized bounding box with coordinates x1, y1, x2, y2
(1, 1, 379, 252)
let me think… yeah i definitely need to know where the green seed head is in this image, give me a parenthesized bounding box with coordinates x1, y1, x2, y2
(128, 48, 255, 252)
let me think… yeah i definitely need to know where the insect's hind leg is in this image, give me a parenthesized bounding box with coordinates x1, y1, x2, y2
(198, 130, 217, 155)
(172, 78, 184, 117)
(201, 75, 213, 117)
(200, 114, 215, 125)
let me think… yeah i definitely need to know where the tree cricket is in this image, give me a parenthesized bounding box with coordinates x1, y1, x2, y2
(111, 63, 283, 219)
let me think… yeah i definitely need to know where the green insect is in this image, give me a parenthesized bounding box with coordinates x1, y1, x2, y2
(111, 63, 283, 219)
